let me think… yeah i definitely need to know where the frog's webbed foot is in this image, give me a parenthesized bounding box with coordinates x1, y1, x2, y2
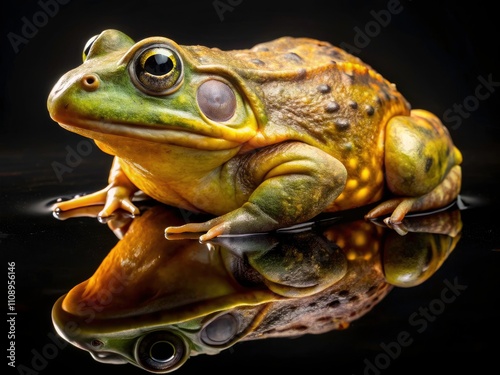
(52, 157, 140, 218)
(165, 202, 279, 242)
(52, 185, 140, 218)
(365, 165, 462, 224)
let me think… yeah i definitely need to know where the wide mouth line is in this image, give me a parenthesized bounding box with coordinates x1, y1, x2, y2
(55, 115, 201, 136)
(55, 117, 241, 150)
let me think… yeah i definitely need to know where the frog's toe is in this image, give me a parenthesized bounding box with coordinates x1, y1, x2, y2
(382, 219, 410, 236)
(165, 219, 224, 241)
(98, 198, 139, 217)
(366, 165, 461, 224)
(386, 198, 418, 224)
(165, 221, 249, 242)
(364, 197, 406, 220)
(97, 186, 140, 217)
(52, 189, 109, 212)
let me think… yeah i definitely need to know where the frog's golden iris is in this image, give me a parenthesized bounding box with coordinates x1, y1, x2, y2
(47, 30, 462, 241)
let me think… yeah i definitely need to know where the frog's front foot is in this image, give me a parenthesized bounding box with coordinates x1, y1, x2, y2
(365, 165, 462, 224)
(165, 220, 224, 242)
(52, 185, 140, 218)
(165, 202, 280, 241)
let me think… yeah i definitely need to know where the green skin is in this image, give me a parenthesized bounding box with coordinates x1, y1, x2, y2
(47, 30, 462, 240)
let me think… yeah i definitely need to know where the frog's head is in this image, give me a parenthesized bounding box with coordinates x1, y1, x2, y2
(47, 30, 260, 151)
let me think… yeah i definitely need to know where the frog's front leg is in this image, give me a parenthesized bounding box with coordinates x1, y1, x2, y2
(166, 142, 347, 241)
(52, 156, 140, 217)
(366, 109, 462, 224)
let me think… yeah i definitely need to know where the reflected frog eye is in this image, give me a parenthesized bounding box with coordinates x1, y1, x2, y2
(200, 313, 239, 346)
(82, 35, 98, 62)
(130, 45, 183, 95)
(135, 331, 189, 373)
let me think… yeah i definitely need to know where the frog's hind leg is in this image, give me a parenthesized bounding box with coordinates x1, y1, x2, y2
(365, 164, 461, 224)
(365, 109, 462, 224)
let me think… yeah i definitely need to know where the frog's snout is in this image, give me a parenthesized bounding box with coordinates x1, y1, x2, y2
(47, 70, 100, 123)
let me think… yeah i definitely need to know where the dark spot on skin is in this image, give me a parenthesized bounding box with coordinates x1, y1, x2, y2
(425, 157, 433, 172)
(338, 290, 349, 297)
(366, 285, 377, 295)
(364, 104, 375, 116)
(328, 300, 341, 308)
(317, 84, 331, 94)
(343, 72, 355, 82)
(334, 118, 350, 129)
(284, 52, 303, 63)
(348, 100, 358, 110)
(325, 101, 340, 113)
(250, 59, 265, 66)
(375, 96, 382, 105)
(329, 49, 344, 60)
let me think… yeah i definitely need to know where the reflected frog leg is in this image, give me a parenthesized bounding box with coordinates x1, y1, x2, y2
(52, 157, 140, 217)
(166, 142, 347, 241)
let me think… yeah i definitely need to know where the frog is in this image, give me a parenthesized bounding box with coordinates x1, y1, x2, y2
(47, 29, 463, 241)
(52, 204, 461, 373)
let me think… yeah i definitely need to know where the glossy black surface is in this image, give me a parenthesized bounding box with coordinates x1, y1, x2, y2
(2, 1, 500, 373)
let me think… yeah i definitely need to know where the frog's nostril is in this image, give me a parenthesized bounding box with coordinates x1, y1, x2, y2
(81, 74, 100, 91)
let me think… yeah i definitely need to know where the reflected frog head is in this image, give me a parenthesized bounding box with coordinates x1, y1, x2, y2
(52, 205, 462, 373)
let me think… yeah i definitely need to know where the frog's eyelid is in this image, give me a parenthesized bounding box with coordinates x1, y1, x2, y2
(82, 34, 99, 62)
(128, 44, 184, 96)
(118, 37, 182, 66)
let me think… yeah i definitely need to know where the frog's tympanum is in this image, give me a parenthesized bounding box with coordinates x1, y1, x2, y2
(52, 204, 461, 373)
(47, 30, 463, 240)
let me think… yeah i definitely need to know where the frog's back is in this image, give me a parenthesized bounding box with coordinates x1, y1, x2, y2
(184, 37, 411, 142)
(185, 37, 411, 210)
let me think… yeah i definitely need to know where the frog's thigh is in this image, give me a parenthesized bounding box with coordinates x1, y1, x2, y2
(384, 111, 458, 197)
(247, 143, 348, 225)
(366, 110, 462, 223)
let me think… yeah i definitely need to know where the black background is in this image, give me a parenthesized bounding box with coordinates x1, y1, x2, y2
(2, 0, 500, 374)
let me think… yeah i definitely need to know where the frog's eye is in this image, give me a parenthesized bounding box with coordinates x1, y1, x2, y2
(82, 35, 98, 62)
(135, 331, 189, 372)
(130, 45, 183, 95)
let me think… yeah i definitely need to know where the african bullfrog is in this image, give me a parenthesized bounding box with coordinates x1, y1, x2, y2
(47, 30, 463, 240)
(52, 204, 461, 373)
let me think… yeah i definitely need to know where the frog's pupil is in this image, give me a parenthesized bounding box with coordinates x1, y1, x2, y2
(149, 341, 175, 363)
(145, 54, 173, 76)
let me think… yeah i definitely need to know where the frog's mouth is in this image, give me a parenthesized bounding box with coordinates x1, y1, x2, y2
(54, 117, 242, 151)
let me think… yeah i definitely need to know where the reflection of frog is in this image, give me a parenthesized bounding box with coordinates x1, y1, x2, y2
(52, 205, 461, 373)
(47, 30, 463, 240)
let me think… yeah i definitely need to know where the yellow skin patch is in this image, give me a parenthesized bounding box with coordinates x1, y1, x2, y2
(47, 30, 462, 240)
